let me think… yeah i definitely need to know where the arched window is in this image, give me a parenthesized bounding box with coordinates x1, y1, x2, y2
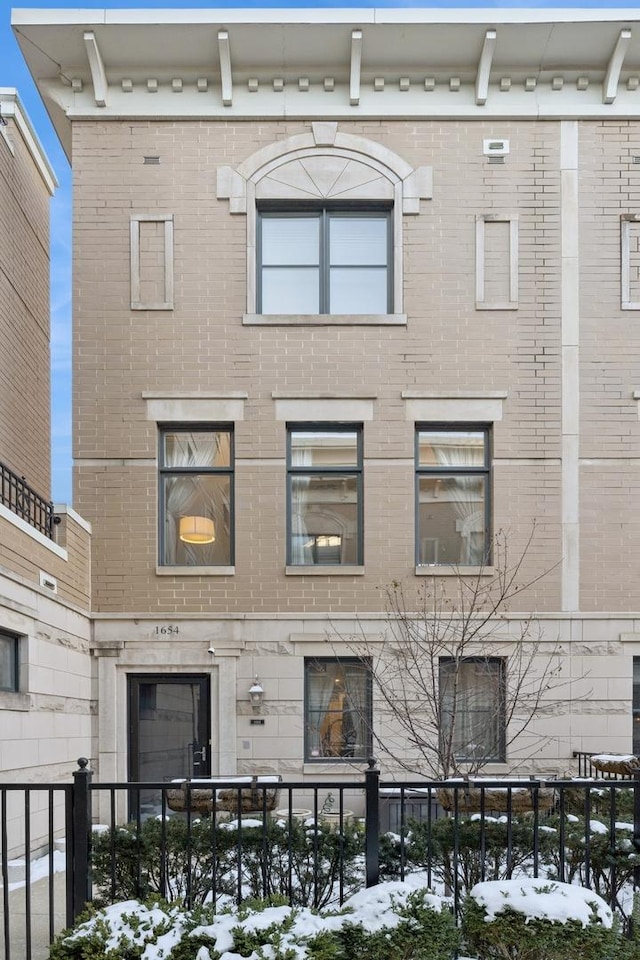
(217, 122, 432, 324)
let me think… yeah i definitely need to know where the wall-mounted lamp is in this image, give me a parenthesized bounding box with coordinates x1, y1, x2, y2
(249, 676, 264, 713)
(179, 516, 215, 544)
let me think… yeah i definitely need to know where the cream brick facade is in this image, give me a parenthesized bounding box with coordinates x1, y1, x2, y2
(12, 10, 640, 793)
(0, 91, 93, 795)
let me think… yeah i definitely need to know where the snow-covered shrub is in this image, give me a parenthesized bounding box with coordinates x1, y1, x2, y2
(334, 884, 458, 960)
(562, 785, 634, 823)
(537, 814, 640, 918)
(91, 813, 364, 909)
(461, 878, 626, 960)
(48, 881, 457, 960)
(386, 815, 537, 892)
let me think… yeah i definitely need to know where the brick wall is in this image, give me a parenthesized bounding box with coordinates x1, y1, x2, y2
(71, 117, 636, 616)
(0, 118, 51, 497)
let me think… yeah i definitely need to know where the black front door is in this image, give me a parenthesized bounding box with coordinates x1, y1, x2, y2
(128, 674, 211, 815)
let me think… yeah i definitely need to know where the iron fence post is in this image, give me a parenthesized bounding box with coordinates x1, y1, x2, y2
(71, 758, 92, 922)
(365, 759, 380, 888)
(633, 767, 640, 894)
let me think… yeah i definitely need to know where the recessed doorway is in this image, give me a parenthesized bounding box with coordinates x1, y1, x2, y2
(128, 673, 211, 816)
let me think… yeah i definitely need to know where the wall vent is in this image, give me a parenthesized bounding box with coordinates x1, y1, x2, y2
(632, 156, 640, 164)
(39, 571, 58, 594)
(143, 156, 160, 165)
(487, 156, 506, 165)
(483, 138, 509, 158)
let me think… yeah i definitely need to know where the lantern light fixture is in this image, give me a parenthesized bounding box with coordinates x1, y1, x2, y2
(249, 677, 264, 713)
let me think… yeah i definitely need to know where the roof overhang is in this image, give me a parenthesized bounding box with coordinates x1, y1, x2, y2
(12, 8, 640, 162)
(0, 88, 57, 193)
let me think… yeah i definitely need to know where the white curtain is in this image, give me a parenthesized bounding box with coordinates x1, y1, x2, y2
(164, 433, 221, 564)
(343, 665, 369, 757)
(307, 666, 336, 756)
(451, 662, 500, 760)
(291, 446, 312, 564)
(434, 438, 484, 564)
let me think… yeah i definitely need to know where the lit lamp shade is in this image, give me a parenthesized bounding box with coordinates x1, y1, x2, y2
(179, 516, 216, 544)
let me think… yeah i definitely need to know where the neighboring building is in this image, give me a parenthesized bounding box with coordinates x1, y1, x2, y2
(0, 89, 92, 792)
(12, 9, 640, 800)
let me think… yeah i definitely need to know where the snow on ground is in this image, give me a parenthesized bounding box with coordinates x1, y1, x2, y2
(6, 849, 66, 892)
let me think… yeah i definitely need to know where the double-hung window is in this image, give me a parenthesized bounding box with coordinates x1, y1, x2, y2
(159, 427, 233, 566)
(258, 206, 391, 315)
(0, 630, 19, 692)
(416, 426, 491, 566)
(439, 657, 506, 764)
(287, 425, 363, 566)
(305, 658, 372, 761)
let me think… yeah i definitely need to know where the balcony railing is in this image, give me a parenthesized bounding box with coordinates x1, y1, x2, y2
(0, 459, 56, 539)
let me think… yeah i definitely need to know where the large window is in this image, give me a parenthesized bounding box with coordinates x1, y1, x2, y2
(305, 659, 372, 761)
(416, 426, 491, 566)
(439, 657, 505, 764)
(159, 427, 233, 566)
(0, 631, 19, 692)
(287, 425, 363, 566)
(258, 207, 391, 315)
(633, 658, 640, 755)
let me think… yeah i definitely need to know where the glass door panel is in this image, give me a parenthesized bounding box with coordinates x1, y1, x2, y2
(128, 674, 211, 818)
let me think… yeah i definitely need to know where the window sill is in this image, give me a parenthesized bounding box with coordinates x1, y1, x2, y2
(0, 691, 30, 711)
(303, 761, 370, 772)
(286, 565, 365, 576)
(156, 565, 235, 576)
(243, 313, 407, 327)
(415, 565, 495, 577)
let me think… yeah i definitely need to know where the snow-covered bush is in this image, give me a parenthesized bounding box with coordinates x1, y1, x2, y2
(48, 880, 458, 960)
(91, 814, 363, 909)
(537, 813, 640, 917)
(461, 878, 627, 960)
(401, 815, 537, 891)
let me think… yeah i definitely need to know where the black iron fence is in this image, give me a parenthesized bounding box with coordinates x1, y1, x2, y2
(0, 460, 56, 539)
(4, 762, 640, 959)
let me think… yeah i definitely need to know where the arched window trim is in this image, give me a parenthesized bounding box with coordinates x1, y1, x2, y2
(217, 123, 432, 323)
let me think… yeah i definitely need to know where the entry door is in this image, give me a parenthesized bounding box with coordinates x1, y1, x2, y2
(128, 674, 211, 815)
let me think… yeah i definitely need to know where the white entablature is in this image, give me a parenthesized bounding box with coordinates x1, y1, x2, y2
(11, 8, 640, 159)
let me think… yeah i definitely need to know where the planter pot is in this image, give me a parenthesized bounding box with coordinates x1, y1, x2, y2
(320, 809, 354, 829)
(590, 754, 638, 776)
(166, 786, 214, 814)
(166, 776, 281, 815)
(275, 808, 313, 822)
(437, 786, 554, 815)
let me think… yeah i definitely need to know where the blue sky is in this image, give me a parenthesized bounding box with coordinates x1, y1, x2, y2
(3, 0, 638, 504)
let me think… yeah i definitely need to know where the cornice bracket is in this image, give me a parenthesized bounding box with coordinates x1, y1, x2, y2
(604, 28, 631, 104)
(350, 29, 362, 106)
(476, 29, 497, 106)
(83, 31, 108, 107)
(218, 29, 233, 107)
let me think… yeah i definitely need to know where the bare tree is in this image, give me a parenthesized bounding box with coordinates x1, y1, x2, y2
(327, 528, 566, 779)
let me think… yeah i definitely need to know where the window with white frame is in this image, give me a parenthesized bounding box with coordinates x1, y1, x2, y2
(287, 425, 363, 566)
(415, 426, 491, 566)
(439, 657, 505, 764)
(258, 207, 392, 315)
(159, 427, 233, 566)
(305, 658, 372, 761)
(0, 631, 19, 692)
